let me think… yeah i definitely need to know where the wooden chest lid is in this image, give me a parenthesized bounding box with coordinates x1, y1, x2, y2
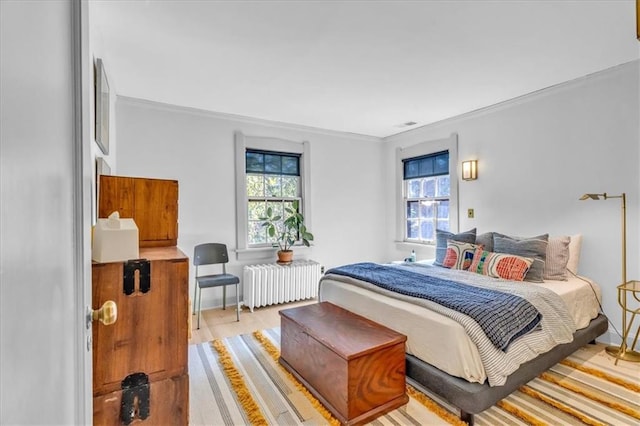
(279, 302, 406, 360)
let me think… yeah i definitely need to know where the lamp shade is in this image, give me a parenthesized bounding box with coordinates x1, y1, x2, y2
(461, 160, 477, 181)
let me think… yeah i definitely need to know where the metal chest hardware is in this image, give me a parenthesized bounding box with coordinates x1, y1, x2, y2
(123, 259, 151, 295)
(120, 372, 150, 424)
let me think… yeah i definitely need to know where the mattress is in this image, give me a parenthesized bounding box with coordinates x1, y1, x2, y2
(318, 270, 601, 384)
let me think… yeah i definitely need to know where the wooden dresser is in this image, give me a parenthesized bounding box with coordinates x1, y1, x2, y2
(279, 302, 408, 425)
(99, 175, 179, 247)
(93, 176, 188, 425)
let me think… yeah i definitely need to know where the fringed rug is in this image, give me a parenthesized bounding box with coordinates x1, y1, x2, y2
(189, 328, 640, 425)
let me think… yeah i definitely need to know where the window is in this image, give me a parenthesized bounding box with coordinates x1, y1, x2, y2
(246, 150, 301, 246)
(395, 133, 459, 245)
(235, 132, 311, 261)
(403, 151, 450, 243)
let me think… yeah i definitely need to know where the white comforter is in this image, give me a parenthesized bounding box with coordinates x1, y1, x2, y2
(319, 263, 600, 386)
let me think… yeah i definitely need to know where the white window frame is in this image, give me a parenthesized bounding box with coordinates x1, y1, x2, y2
(235, 131, 312, 261)
(395, 133, 459, 244)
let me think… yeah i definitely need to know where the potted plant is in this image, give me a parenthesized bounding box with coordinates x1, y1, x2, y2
(259, 200, 314, 264)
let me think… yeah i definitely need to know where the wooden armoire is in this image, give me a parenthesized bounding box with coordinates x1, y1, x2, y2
(92, 175, 189, 425)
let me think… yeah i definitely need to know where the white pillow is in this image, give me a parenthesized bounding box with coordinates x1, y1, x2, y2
(566, 234, 582, 275)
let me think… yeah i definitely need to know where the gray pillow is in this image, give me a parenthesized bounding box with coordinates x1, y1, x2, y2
(434, 228, 476, 266)
(493, 233, 549, 283)
(544, 235, 570, 281)
(475, 232, 494, 252)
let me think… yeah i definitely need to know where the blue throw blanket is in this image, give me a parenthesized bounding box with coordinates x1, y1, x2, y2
(325, 263, 541, 350)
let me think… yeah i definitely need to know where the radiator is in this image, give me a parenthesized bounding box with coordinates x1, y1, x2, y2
(243, 260, 322, 312)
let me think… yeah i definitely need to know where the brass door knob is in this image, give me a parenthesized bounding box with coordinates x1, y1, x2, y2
(92, 300, 117, 325)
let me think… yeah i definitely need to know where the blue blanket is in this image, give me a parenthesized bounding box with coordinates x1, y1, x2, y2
(325, 263, 541, 350)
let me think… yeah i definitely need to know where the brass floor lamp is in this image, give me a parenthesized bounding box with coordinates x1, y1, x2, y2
(580, 193, 640, 363)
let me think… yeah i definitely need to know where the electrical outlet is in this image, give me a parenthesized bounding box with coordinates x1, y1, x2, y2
(467, 208, 474, 219)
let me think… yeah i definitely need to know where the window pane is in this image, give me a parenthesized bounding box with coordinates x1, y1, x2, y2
(282, 156, 299, 175)
(265, 175, 281, 197)
(407, 179, 421, 198)
(281, 176, 299, 197)
(246, 152, 264, 173)
(434, 154, 448, 175)
(266, 221, 284, 244)
(404, 161, 420, 179)
(264, 154, 282, 174)
(266, 201, 283, 218)
(437, 176, 450, 197)
(422, 178, 435, 198)
(248, 221, 267, 245)
(437, 200, 449, 219)
(420, 200, 434, 218)
(283, 200, 296, 217)
(407, 219, 419, 239)
(248, 201, 266, 220)
(246, 175, 264, 197)
(420, 220, 435, 241)
(419, 157, 434, 177)
(406, 201, 419, 219)
(437, 217, 450, 232)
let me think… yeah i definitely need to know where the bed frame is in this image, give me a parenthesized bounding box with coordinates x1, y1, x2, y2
(405, 314, 608, 425)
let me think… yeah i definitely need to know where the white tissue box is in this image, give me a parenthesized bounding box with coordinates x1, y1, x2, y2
(92, 217, 139, 263)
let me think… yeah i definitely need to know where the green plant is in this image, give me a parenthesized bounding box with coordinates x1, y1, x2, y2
(259, 200, 314, 252)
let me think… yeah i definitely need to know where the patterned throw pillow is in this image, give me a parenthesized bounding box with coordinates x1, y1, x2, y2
(442, 240, 478, 270)
(434, 228, 477, 266)
(469, 247, 534, 281)
(493, 233, 549, 283)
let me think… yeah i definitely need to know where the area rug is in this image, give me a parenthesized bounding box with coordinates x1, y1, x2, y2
(189, 328, 640, 425)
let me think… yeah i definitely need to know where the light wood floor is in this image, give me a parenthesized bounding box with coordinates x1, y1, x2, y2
(189, 299, 316, 344)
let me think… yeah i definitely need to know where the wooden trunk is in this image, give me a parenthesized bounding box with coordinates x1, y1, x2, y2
(98, 175, 178, 247)
(93, 374, 188, 426)
(92, 246, 189, 425)
(279, 302, 408, 425)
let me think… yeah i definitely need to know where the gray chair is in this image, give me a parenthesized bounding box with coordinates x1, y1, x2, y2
(193, 243, 240, 328)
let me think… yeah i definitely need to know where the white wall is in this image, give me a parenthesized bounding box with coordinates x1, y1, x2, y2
(383, 61, 640, 345)
(115, 98, 386, 309)
(114, 60, 638, 344)
(1, 0, 91, 423)
(89, 5, 117, 172)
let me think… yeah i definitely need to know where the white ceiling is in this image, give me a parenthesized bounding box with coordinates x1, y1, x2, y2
(90, 0, 639, 138)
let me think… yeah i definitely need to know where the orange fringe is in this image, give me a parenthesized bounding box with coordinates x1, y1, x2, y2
(496, 399, 548, 426)
(252, 330, 341, 426)
(210, 339, 268, 426)
(560, 358, 640, 393)
(406, 385, 467, 425)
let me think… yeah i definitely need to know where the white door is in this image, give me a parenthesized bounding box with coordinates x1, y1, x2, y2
(0, 0, 92, 423)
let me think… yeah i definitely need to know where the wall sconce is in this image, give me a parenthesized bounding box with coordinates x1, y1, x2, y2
(461, 160, 478, 181)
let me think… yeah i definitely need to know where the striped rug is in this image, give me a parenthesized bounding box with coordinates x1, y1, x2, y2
(189, 328, 640, 425)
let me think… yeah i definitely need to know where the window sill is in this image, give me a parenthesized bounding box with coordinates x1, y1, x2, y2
(394, 240, 435, 248)
(235, 245, 313, 262)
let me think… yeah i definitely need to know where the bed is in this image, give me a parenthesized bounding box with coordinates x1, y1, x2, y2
(319, 260, 607, 424)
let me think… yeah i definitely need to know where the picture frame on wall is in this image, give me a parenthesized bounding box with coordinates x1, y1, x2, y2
(94, 157, 111, 223)
(95, 58, 109, 155)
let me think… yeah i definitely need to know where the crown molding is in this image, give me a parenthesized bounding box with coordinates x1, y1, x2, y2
(116, 95, 382, 143)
